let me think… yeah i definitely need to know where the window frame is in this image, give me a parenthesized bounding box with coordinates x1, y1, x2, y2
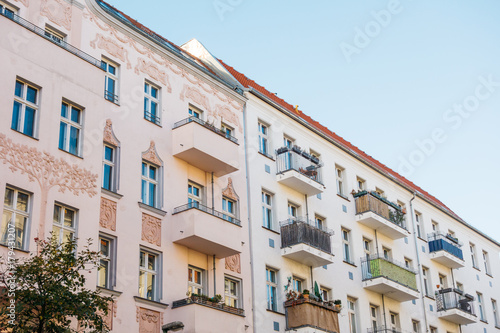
(287, 202, 299, 220)
(422, 266, 432, 297)
(52, 203, 77, 246)
(188, 181, 202, 207)
(102, 58, 119, 104)
(492, 298, 499, 327)
(0, 1, 18, 16)
(188, 104, 202, 119)
(97, 234, 116, 290)
(44, 25, 66, 44)
(102, 144, 117, 192)
(224, 276, 241, 308)
(470, 243, 478, 269)
(138, 248, 160, 301)
(412, 319, 420, 333)
(141, 161, 159, 208)
(258, 121, 269, 156)
(342, 228, 352, 264)
(335, 165, 346, 197)
(347, 297, 358, 333)
(483, 250, 491, 275)
(369, 304, 379, 331)
(1, 186, 31, 250)
(292, 276, 304, 292)
(11, 79, 39, 138)
(266, 267, 278, 311)
(414, 211, 423, 238)
(188, 265, 204, 295)
(262, 190, 273, 230)
(477, 292, 486, 322)
(144, 81, 161, 125)
(356, 176, 366, 191)
(221, 122, 234, 139)
(58, 100, 83, 156)
(222, 196, 237, 223)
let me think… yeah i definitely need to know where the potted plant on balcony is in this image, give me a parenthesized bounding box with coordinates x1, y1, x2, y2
(276, 147, 289, 154)
(292, 145, 302, 154)
(333, 299, 342, 310)
(302, 289, 310, 300)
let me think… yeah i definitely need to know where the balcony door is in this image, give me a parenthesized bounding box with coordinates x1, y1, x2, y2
(370, 305, 379, 331)
(283, 137, 293, 170)
(188, 182, 202, 208)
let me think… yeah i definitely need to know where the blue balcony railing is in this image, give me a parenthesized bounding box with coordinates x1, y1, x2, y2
(428, 232, 463, 260)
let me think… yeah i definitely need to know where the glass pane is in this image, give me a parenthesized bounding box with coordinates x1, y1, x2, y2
(11, 101, 21, 130)
(188, 268, 193, 282)
(52, 225, 61, 242)
(138, 271, 145, 297)
(103, 165, 112, 190)
(139, 251, 145, 267)
(1, 212, 13, 244)
(69, 126, 79, 155)
(148, 254, 155, 270)
(26, 86, 37, 104)
(144, 83, 148, 93)
(144, 97, 148, 113)
(141, 180, 147, 204)
(53, 205, 61, 224)
(151, 87, 158, 98)
(4, 188, 14, 207)
(104, 146, 113, 161)
(61, 102, 68, 118)
(142, 163, 147, 176)
(147, 274, 154, 300)
(63, 208, 74, 227)
(16, 192, 28, 212)
(108, 65, 116, 75)
(151, 102, 157, 116)
(70, 107, 80, 123)
(59, 122, 67, 150)
(23, 107, 35, 137)
(107, 78, 115, 95)
(100, 238, 109, 256)
(62, 229, 73, 243)
(149, 166, 156, 180)
(15, 81, 23, 97)
(98, 260, 108, 288)
(148, 183, 156, 206)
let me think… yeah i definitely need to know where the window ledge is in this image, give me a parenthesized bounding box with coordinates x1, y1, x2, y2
(97, 286, 123, 297)
(11, 128, 39, 140)
(343, 260, 357, 268)
(495, 325, 500, 330)
(266, 309, 285, 316)
(104, 98, 120, 106)
(486, 273, 493, 278)
(138, 202, 167, 217)
(337, 194, 350, 202)
(258, 151, 275, 161)
(101, 188, 123, 200)
(262, 226, 280, 235)
(417, 236, 428, 243)
(58, 148, 83, 159)
(473, 266, 481, 272)
(480, 320, 488, 324)
(0, 243, 30, 253)
(134, 296, 169, 309)
(144, 118, 162, 128)
(424, 295, 435, 301)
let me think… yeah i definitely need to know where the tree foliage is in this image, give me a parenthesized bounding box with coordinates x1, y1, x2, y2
(0, 237, 113, 333)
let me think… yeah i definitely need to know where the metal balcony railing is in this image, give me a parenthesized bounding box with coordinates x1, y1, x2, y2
(0, 10, 104, 69)
(173, 202, 241, 226)
(436, 288, 476, 316)
(428, 232, 464, 260)
(172, 116, 238, 144)
(367, 325, 402, 333)
(144, 111, 160, 125)
(353, 191, 407, 230)
(275, 146, 323, 185)
(172, 297, 244, 316)
(280, 217, 333, 254)
(361, 254, 418, 291)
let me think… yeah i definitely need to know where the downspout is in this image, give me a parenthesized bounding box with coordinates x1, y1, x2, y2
(242, 99, 257, 331)
(410, 192, 430, 332)
(211, 172, 214, 212)
(305, 194, 309, 221)
(382, 295, 387, 330)
(213, 255, 216, 297)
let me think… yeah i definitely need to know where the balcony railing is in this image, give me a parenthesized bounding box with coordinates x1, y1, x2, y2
(354, 191, 407, 230)
(275, 146, 323, 185)
(173, 202, 241, 226)
(172, 296, 244, 316)
(0, 10, 104, 69)
(361, 254, 418, 291)
(428, 232, 463, 260)
(436, 288, 476, 315)
(144, 111, 160, 125)
(280, 218, 332, 254)
(172, 116, 238, 144)
(367, 326, 402, 333)
(284, 298, 340, 332)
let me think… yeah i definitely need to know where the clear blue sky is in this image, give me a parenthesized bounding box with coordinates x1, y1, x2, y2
(105, 0, 500, 242)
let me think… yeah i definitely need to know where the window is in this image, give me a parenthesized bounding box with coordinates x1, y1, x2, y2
(405, 257, 413, 269)
(342, 228, 352, 263)
(390, 312, 400, 331)
(1, 187, 30, 250)
(356, 176, 366, 191)
(11, 80, 38, 137)
(221, 123, 234, 139)
(52, 204, 76, 245)
(222, 197, 236, 223)
(415, 211, 423, 238)
(44, 25, 65, 44)
(98, 235, 115, 289)
(102, 145, 116, 191)
(347, 297, 358, 333)
(412, 319, 420, 333)
(258, 122, 269, 155)
(431, 221, 439, 232)
(266, 267, 277, 311)
(470, 243, 478, 268)
(0, 1, 17, 17)
(335, 165, 345, 197)
(375, 187, 385, 197)
(370, 305, 379, 331)
(224, 277, 240, 308)
(288, 202, 298, 220)
(456, 282, 463, 292)
(188, 266, 204, 295)
(320, 287, 330, 302)
(262, 191, 273, 229)
(283, 136, 294, 169)
(103, 59, 119, 103)
(483, 251, 491, 275)
(139, 250, 158, 300)
(144, 81, 160, 125)
(492, 299, 499, 327)
(363, 238, 372, 260)
(141, 162, 158, 207)
(292, 277, 303, 292)
(383, 247, 392, 260)
(59, 101, 83, 156)
(429, 326, 437, 333)
(315, 215, 324, 230)
(422, 266, 431, 296)
(439, 274, 448, 288)
(188, 105, 202, 119)
(188, 182, 202, 207)
(478, 292, 486, 321)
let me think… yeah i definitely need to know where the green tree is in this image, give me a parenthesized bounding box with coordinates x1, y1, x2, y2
(0, 237, 113, 332)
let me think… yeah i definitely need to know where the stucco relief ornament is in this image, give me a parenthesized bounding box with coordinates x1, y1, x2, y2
(214, 104, 243, 134)
(0, 133, 98, 240)
(134, 58, 172, 93)
(99, 198, 117, 231)
(136, 307, 162, 333)
(225, 254, 241, 274)
(141, 213, 161, 247)
(103, 119, 119, 146)
(13, 0, 29, 7)
(40, 0, 72, 30)
(222, 177, 239, 201)
(179, 85, 212, 114)
(142, 141, 162, 166)
(90, 34, 132, 69)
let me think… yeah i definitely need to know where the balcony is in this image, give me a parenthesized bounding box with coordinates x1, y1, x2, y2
(172, 117, 239, 177)
(428, 232, 465, 269)
(367, 326, 402, 333)
(284, 298, 340, 333)
(361, 255, 419, 302)
(280, 218, 334, 267)
(171, 297, 245, 332)
(171, 203, 242, 258)
(276, 146, 325, 195)
(436, 288, 477, 325)
(354, 191, 410, 239)
(0, 10, 104, 69)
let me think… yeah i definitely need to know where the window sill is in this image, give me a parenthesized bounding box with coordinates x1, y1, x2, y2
(480, 320, 488, 324)
(258, 151, 275, 161)
(486, 273, 493, 278)
(337, 194, 350, 202)
(134, 296, 169, 309)
(495, 325, 500, 330)
(262, 226, 280, 235)
(343, 260, 357, 268)
(104, 97, 120, 106)
(97, 286, 123, 297)
(417, 236, 428, 243)
(144, 118, 162, 127)
(138, 202, 167, 217)
(58, 148, 83, 159)
(266, 308, 285, 316)
(0, 243, 30, 253)
(473, 266, 481, 272)
(424, 294, 435, 301)
(11, 128, 39, 140)
(101, 188, 123, 200)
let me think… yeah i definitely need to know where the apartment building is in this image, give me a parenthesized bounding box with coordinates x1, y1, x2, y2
(1, 1, 499, 333)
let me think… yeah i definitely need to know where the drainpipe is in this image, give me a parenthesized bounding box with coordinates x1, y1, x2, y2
(241, 100, 257, 331)
(305, 194, 309, 222)
(382, 295, 387, 330)
(410, 192, 430, 332)
(213, 255, 216, 297)
(211, 172, 214, 213)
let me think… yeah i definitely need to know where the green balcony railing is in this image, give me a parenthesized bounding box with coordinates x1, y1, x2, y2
(361, 255, 418, 291)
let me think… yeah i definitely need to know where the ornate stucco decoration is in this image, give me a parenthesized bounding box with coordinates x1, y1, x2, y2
(141, 213, 161, 247)
(90, 34, 132, 69)
(134, 58, 172, 93)
(141, 141, 162, 166)
(13, 0, 29, 7)
(222, 177, 239, 202)
(225, 254, 241, 274)
(103, 119, 119, 146)
(40, 0, 72, 30)
(136, 307, 162, 332)
(99, 198, 117, 231)
(214, 104, 243, 134)
(0, 133, 98, 240)
(179, 85, 212, 113)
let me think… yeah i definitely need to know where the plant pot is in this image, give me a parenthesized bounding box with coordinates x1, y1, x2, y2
(303, 294, 309, 299)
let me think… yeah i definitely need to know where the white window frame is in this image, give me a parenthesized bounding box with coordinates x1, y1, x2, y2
(221, 122, 234, 139)
(342, 228, 352, 264)
(103, 58, 119, 103)
(478, 292, 486, 322)
(59, 100, 83, 156)
(141, 161, 159, 208)
(44, 25, 66, 44)
(0, 1, 18, 16)
(470, 243, 478, 269)
(492, 298, 499, 327)
(431, 220, 439, 232)
(224, 276, 240, 308)
(262, 190, 273, 229)
(483, 250, 491, 275)
(52, 203, 77, 245)
(315, 215, 325, 230)
(320, 286, 330, 302)
(348, 297, 358, 333)
(188, 105, 202, 119)
(335, 165, 345, 197)
(383, 247, 392, 260)
(439, 274, 448, 288)
(222, 196, 237, 223)
(405, 257, 413, 269)
(139, 249, 159, 301)
(1, 186, 30, 250)
(356, 176, 366, 191)
(412, 319, 420, 333)
(414, 211, 423, 238)
(188, 266, 204, 295)
(98, 234, 116, 290)
(422, 266, 431, 296)
(266, 267, 278, 311)
(102, 144, 117, 192)
(292, 276, 304, 292)
(258, 121, 269, 155)
(144, 81, 161, 125)
(12, 79, 39, 138)
(390, 312, 400, 331)
(188, 181, 202, 207)
(370, 304, 379, 331)
(287, 202, 298, 220)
